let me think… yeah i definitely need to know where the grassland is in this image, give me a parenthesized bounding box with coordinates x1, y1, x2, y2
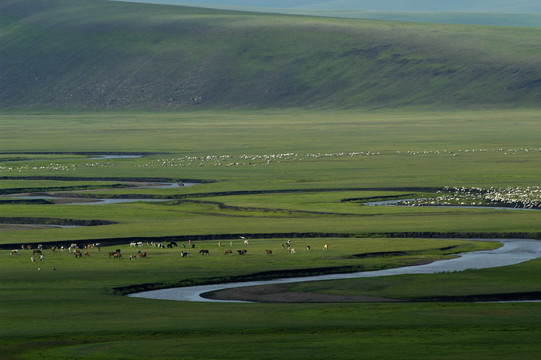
(2, 1, 541, 359)
(2, 0, 541, 110)
(2, 109, 541, 359)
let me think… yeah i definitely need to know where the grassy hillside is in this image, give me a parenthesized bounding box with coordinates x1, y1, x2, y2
(117, 0, 541, 13)
(2, 0, 541, 110)
(118, 0, 541, 26)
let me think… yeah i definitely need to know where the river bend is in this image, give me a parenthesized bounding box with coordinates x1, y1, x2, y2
(128, 238, 541, 303)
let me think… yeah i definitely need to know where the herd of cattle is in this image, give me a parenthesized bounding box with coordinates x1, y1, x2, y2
(8, 238, 329, 262)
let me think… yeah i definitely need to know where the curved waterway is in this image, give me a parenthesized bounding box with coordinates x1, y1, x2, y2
(6, 182, 197, 205)
(128, 238, 541, 303)
(365, 199, 541, 211)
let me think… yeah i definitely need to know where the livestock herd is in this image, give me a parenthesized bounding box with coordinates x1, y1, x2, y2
(7, 238, 330, 266)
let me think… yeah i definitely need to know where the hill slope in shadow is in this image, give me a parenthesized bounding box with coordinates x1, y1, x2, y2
(2, 0, 541, 111)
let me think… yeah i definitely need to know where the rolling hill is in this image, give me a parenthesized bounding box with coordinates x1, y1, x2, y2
(1, 0, 541, 110)
(116, 0, 541, 27)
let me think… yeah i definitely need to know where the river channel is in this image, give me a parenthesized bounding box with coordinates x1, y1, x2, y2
(128, 238, 541, 303)
(4, 182, 196, 205)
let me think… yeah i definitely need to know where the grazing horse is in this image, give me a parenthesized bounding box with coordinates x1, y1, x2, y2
(33, 249, 42, 255)
(265, 249, 272, 255)
(10, 250, 18, 255)
(180, 251, 189, 257)
(108, 251, 117, 257)
(224, 249, 233, 255)
(139, 251, 147, 258)
(237, 249, 247, 255)
(84, 251, 90, 257)
(113, 252, 122, 259)
(74, 250, 82, 258)
(199, 249, 209, 255)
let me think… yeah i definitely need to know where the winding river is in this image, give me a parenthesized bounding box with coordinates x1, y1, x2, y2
(5, 182, 197, 205)
(128, 238, 541, 303)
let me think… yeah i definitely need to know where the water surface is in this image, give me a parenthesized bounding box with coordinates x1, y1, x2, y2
(128, 238, 541, 303)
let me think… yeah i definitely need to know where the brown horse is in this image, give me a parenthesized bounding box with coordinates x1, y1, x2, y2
(265, 249, 272, 255)
(74, 250, 82, 258)
(199, 249, 209, 255)
(224, 249, 233, 255)
(113, 253, 122, 259)
(138, 252, 147, 258)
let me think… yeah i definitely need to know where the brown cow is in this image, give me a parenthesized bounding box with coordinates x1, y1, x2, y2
(74, 250, 82, 258)
(224, 249, 233, 255)
(265, 249, 272, 255)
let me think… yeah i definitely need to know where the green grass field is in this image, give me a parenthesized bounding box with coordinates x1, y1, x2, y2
(2, 109, 541, 359)
(2, 1, 541, 358)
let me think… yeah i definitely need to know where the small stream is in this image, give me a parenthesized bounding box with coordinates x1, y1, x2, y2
(365, 199, 540, 211)
(128, 238, 541, 303)
(4, 182, 197, 205)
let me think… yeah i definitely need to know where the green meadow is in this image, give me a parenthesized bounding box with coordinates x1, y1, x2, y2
(2, 109, 541, 359)
(2, 0, 541, 358)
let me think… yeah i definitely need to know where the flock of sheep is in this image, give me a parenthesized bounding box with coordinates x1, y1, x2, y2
(2, 147, 540, 174)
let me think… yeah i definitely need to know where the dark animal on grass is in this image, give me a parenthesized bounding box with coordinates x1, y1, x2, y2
(74, 250, 82, 258)
(116, 249, 121, 253)
(113, 252, 122, 259)
(199, 249, 209, 255)
(225, 249, 233, 255)
(265, 249, 272, 255)
(170, 241, 178, 247)
(237, 249, 247, 255)
(139, 252, 147, 258)
(33, 250, 42, 255)
(108, 251, 116, 257)
(181, 251, 189, 257)
(167, 243, 173, 249)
